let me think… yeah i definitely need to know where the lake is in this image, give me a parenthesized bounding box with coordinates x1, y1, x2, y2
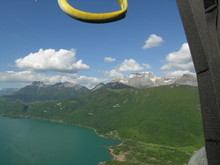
(0, 116, 119, 165)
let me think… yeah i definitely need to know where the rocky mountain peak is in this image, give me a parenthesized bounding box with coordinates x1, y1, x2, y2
(30, 81, 47, 88)
(111, 72, 197, 88)
(174, 74, 197, 86)
(105, 82, 134, 89)
(128, 72, 155, 79)
(112, 72, 175, 88)
(91, 83, 105, 91)
(54, 82, 80, 88)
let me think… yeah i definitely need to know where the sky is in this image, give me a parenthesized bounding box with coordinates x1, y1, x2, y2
(0, 0, 194, 89)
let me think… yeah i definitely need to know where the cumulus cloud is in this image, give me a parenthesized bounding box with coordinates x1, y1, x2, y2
(104, 57, 116, 62)
(142, 63, 152, 69)
(163, 70, 195, 77)
(161, 43, 195, 76)
(101, 59, 151, 82)
(118, 59, 151, 72)
(15, 49, 90, 73)
(142, 34, 164, 49)
(71, 75, 103, 89)
(0, 71, 48, 83)
(0, 71, 102, 89)
(103, 69, 124, 79)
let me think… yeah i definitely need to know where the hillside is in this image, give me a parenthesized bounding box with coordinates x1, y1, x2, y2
(8, 81, 90, 101)
(0, 88, 19, 96)
(0, 84, 204, 165)
(70, 85, 203, 147)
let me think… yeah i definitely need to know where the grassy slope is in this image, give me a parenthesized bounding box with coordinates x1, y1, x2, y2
(68, 85, 203, 147)
(0, 85, 204, 164)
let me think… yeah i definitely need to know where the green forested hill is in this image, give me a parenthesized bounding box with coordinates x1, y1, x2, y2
(7, 81, 90, 102)
(0, 85, 204, 165)
(71, 85, 203, 147)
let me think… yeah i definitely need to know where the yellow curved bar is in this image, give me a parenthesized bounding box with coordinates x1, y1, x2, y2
(57, 0, 128, 23)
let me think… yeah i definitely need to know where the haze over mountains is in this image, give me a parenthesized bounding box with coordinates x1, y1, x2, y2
(0, 72, 197, 97)
(0, 88, 19, 96)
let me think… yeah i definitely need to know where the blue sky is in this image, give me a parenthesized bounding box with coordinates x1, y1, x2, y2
(0, 0, 194, 89)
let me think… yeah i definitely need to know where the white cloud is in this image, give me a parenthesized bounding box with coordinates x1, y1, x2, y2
(142, 63, 152, 69)
(15, 49, 90, 73)
(0, 71, 102, 89)
(72, 75, 103, 89)
(103, 69, 124, 78)
(142, 34, 164, 49)
(104, 57, 116, 62)
(163, 70, 196, 77)
(161, 43, 195, 76)
(161, 62, 194, 71)
(118, 59, 151, 72)
(0, 71, 48, 83)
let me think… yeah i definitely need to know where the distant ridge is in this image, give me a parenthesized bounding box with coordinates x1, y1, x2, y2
(91, 83, 105, 91)
(111, 72, 197, 88)
(9, 81, 90, 101)
(0, 88, 19, 96)
(3, 72, 197, 101)
(95, 82, 134, 91)
(174, 74, 198, 86)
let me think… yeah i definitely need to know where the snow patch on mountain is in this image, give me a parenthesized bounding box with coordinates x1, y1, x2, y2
(111, 72, 197, 88)
(112, 72, 174, 88)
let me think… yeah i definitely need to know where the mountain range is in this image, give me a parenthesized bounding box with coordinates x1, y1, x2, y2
(7, 81, 89, 101)
(111, 72, 197, 88)
(0, 72, 203, 165)
(0, 72, 197, 99)
(0, 72, 197, 100)
(0, 88, 19, 96)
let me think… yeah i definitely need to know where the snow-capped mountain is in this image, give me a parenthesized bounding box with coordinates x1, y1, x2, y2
(111, 72, 174, 88)
(111, 72, 197, 88)
(174, 74, 198, 86)
(91, 83, 105, 91)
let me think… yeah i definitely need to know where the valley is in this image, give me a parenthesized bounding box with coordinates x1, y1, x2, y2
(0, 73, 204, 165)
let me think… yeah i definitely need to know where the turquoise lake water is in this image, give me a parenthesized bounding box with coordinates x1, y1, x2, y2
(0, 116, 119, 165)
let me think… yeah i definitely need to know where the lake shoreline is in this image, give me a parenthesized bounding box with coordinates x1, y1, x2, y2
(0, 114, 122, 164)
